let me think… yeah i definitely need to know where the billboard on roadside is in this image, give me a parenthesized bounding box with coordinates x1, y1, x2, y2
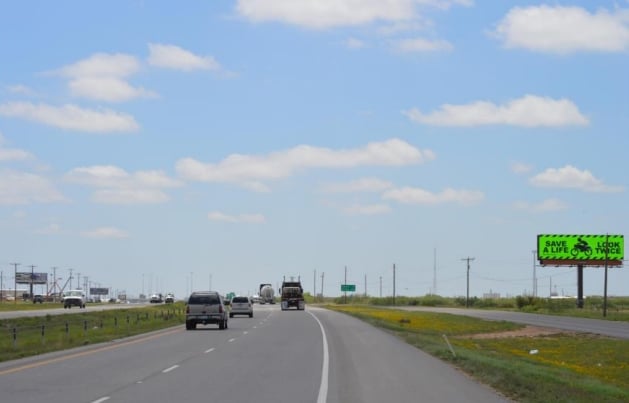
(90, 288, 109, 295)
(15, 272, 48, 284)
(537, 234, 624, 262)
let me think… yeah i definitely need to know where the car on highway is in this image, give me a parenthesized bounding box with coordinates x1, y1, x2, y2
(185, 291, 228, 330)
(33, 294, 44, 303)
(229, 296, 253, 318)
(149, 294, 163, 303)
(165, 293, 175, 303)
(62, 290, 86, 309)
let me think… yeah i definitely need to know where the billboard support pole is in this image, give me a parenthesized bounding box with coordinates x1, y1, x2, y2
(603, 233, 609, 317)
(577, 264, 584, 309)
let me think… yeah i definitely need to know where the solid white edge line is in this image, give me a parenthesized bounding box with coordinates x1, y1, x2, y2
(91, 397, 110, 403)
(308, 310, 329, 403)
(162, 365, 179, 373)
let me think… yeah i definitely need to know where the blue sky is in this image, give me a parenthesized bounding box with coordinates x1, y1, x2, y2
(1, 1, 628, 299)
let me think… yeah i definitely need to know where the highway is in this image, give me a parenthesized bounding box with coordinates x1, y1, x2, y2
(0, 304, 510, 403)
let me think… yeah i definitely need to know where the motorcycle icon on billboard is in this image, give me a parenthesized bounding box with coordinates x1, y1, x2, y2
(571, 237, 592, 257)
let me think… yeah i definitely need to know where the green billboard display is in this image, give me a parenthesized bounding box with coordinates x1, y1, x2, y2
(537, 234, 624, 261)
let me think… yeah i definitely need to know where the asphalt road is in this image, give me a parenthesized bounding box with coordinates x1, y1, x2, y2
(0, 304, 510, 403)
(397, 307, 629, 339)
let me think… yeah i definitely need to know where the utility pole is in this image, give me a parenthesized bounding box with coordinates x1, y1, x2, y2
(11, 262, 19, 304)
(364, 274, 367, 297)
(344, 266, 347, 304)
(29, 265, 36, 300)
(76, 272, 81, 289)
(313, 270, 316, 297)
(320, 272, 324, 301)
(433, 248, 437, 295)
(392, 263, 396, 306)
(461, 257, 475, 308)
(532, 250, 537, 297)
(1, 270, 3, 303)
(379, 276, 382, 298)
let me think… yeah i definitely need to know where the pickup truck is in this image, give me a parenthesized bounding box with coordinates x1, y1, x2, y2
(185, 291, 228, 330)
(63, 290, 86, 309)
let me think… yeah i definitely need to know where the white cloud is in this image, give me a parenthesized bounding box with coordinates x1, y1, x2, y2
(343, 203, 392, 215)
(176, 138, 434, 191)
(35, 223, 62, 235)
(207, 211, 266, 223)
(68, 77, 156, 102)
(403, 95, 589, 127)
(236, 0, 417, 29)
(65, 165, 182, 204)
(494, 5, 629, 54)
(7, 84, 36, 96)
(530, 165, 624, 193)
(345, 38, 367, 49)
(0, 132, 33, 161)
(57, 53, 154, 102)
(321, 177, 394, 193)
(393, 37, 453, 52)
(148, 43, 221, 71)
(513, 198, 568, 213)
(58, 53, 140, 78)
(81, 227, 129, 239)
(0, 102, 139, 133)
(0, 170, 67, 205)
(510, 162, 533, 174)
(382, 186, 484, 205)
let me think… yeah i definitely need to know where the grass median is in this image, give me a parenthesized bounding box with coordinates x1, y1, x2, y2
(326, 304, 629, 403)
(0, 303, 185, 362)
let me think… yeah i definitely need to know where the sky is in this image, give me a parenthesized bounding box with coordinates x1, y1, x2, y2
(1, 0, 628, 300)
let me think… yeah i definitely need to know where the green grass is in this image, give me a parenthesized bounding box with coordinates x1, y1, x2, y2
(327, 304, 629, 403)
(0, 303, 185, 362)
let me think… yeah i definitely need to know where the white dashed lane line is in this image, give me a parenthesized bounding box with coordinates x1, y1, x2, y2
(205, 348, 215, 354)
(162, 365, 179, 373)
(91, 397, 110, 403)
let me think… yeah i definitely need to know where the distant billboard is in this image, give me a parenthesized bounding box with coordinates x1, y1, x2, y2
(537, 234, 624, 262)
(15, 272, 48, 284)
(90, 288, 109, 295)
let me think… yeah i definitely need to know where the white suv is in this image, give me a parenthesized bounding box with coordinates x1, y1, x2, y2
(229, 296, 253, 318)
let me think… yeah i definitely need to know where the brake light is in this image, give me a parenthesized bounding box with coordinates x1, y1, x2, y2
(186, 305, 190, 314)
(219, 305, 223, 313)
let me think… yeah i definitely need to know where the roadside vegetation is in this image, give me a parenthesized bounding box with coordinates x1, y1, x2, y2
(326, 304, 629, 403)
(309, 293, 629, 321)
(0, 302, 185, 362)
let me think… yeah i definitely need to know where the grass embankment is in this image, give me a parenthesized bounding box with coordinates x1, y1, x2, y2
(327, 305, 629, 403)
(0, 303, 185, 362)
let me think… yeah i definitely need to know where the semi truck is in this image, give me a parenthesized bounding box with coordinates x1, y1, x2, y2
(259, 284, 275, 304)
(280, 277, 305, 311)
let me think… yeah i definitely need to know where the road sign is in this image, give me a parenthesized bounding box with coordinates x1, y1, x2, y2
(537, 234, 624, 261)
(341, 284, 356, 292)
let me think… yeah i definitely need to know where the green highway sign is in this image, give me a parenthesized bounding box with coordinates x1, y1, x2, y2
(341, 284, 356, 292)
(537, 234, 624, 261)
